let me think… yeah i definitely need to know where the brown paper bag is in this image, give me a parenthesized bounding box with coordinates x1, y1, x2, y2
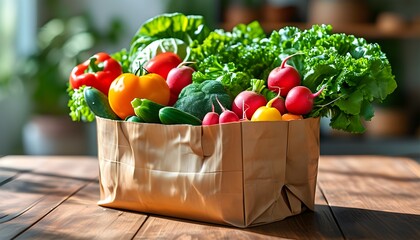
(96, 117, 320, 227)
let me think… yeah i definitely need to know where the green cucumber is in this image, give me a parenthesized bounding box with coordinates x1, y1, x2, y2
(159, 107, 202, 126)
(131, 98, 165, 123)
(125, 115, 145, 123)
(83, 87, 120, 120)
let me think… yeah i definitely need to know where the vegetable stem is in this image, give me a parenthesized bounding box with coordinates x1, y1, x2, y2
(87, 57, 102, 73)
(280, 52, 304, 69)
(250, 79, 266, 94)
(315, 93, 346, 108)
(312, 85, 326, 98)
(266, 97, 277, 108)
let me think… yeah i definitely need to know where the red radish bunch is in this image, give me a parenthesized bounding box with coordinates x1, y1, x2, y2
(166, 64, 194, 105)
(285, 86, 324, 115)
(267, 53, 302, 97)
(265, 53, 324, 117)
(232, 79, 267, 119)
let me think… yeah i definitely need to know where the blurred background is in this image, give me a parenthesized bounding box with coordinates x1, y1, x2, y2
(0, 0, 419, 159)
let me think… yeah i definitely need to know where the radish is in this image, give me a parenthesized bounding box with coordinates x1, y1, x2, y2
(270, 96, 287, 115)
(232, 79, 267, 119)
(267, 53, 302, 98)
(285, 86, 325, 115)
(202, 103, 219, 125)
(216, 96, 239, 123)
(166, 65, 195, 105)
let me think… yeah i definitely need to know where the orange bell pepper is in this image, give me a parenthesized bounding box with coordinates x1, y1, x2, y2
(108, 73, 170, 119)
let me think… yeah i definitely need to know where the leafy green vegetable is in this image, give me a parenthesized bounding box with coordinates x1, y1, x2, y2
(191, 57, 252, 98)
(270, 25, 396, 132)
(192, 22, 396, 132)
(132, 38, 191, 71)
(128, 13, 210, 72)
(111, 48, 130, 73)
(191, 21, 278, 98)
(67, 85, 95, 122)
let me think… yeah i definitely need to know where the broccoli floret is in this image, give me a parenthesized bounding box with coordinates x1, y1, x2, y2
(174, 80, 232, 120)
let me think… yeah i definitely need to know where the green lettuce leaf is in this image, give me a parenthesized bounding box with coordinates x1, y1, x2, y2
(130, 38, 191, 73)
(111, 48, 130, 73)
(270, 24, 397, 133)
(128, 13, 210, 72)
(191, 21, 277, 97)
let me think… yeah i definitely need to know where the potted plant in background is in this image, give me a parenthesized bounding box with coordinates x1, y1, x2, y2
(18, 10, 123, 155)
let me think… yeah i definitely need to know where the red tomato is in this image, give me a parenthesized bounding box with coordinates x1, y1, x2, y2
(144, 52, 182, 79)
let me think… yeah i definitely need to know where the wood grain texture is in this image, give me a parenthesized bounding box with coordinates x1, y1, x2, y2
(1, 155, 419, 239)
(0, 156, 98, 239)
(15, 182, 148, 240)
(0, 155, 98, 180)
(134, 186, 344, 240)
(0, 168, 17, 185)
(318, 156, 420, 240)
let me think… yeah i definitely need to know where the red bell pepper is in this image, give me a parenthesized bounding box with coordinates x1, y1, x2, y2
(69, 52, 122, 95)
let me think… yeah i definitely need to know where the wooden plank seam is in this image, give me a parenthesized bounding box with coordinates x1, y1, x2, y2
(317, 184, 346, 239)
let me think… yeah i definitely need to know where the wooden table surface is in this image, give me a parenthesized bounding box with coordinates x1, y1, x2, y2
(0, 155, 419, 240)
